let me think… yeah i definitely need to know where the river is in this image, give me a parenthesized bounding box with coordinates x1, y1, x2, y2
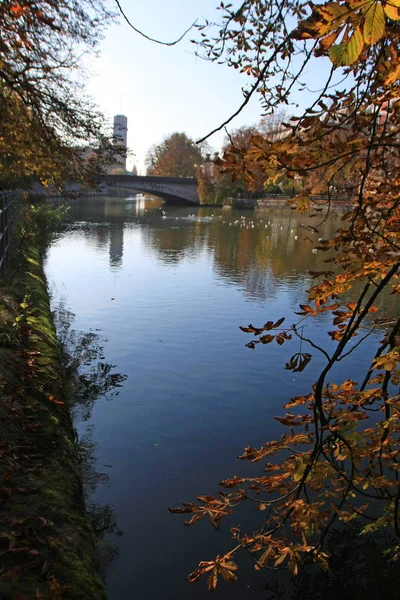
(44, 193, 385, 599)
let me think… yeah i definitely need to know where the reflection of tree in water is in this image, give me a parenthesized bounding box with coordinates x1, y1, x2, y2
(78, 429, 123, 581)
(68, 198, 344, 299)
(264, 524, 400, 600)
(53, 302, 126, 581)
(143, 221, 199, 265)
(54, 303, 126, 421)
(194, 209, 342, 301)
(141, 208, 343, 300)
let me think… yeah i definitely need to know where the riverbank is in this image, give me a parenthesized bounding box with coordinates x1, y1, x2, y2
(0, 228, 106, 599)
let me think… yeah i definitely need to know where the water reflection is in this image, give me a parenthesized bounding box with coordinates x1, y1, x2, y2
(67, 194, 163, 271)
(54, 302, 127, 421)
(265, 524, 400, 600)
(45, 193, 399, 600)
(109, 226, 124, 270)
(63, 194, 343, 302)
(52, 301, 126, 582)
(64, 194, 400, 314)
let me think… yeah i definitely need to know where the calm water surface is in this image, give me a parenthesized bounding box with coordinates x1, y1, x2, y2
(45, 194, 384, 599)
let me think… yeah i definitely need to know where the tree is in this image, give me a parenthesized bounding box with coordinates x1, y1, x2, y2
(198, 115, 293, 204)
(145, 132, 203, 177)
(0, 0, 118, 190)
(259, 109, 290, 141)
(171, 0, 400, 592)
(221, 125, 266, 193)
(220, 114, 294, 195)
(197, 156, 243, 204)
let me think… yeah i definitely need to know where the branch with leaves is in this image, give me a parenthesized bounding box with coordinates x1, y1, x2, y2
(171, 0, 400, 592)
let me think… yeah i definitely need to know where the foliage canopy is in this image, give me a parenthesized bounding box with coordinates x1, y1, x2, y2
(0, 0, 118, 190)
(145, 132, 203, 178)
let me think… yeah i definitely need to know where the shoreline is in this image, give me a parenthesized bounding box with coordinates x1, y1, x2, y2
(0, 233, 107, 599)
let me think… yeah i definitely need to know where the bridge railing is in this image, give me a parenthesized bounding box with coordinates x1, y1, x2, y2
(0, 190, 21, 276)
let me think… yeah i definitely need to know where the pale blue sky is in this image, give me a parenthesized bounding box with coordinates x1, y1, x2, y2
(85, 0, 336, 173)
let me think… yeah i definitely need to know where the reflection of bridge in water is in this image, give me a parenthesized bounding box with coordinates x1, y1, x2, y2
(100, 175, 199, 205)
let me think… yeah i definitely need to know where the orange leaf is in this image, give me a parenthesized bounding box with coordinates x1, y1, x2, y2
(10, 5, 26, 18)
(48, 396, 64, 405)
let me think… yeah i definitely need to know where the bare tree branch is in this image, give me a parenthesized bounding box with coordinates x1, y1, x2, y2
(114, 0, 197, 46)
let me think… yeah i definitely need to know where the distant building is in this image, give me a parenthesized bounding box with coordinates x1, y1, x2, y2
(111, 114, 128, 171)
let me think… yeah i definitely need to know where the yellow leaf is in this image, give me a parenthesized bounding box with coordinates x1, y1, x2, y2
(363, 1, 386, 43)
(294, 2, 350, 40)
(316, 28, 343, 55)
(384, 361, 397, 371)
(259, 546, 273, 566)
(222, 560, 238, 572)
(293, 464, 307, 482)
(319, 2, 351, 20)
(329, 26, 364, 65)
(293, 196, 311, 214)
(288, 559, 299, 576)
(385, 63, 400, 84)
(275, 551, 288, 566)
(384, 2, 400, 19)
(219, 567, 237, 583)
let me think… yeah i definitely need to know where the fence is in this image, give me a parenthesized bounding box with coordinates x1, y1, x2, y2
(0, 190, 21, 276)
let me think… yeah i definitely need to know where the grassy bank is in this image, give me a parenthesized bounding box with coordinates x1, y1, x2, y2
(0, 216, 107, 599)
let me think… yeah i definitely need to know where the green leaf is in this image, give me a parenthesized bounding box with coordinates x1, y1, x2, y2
(363, 1, 385, 44)
(329, 26, 364, 65)
(293, 464, 307, 482)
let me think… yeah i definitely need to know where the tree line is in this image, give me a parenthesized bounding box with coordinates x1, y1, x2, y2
(146, 107, 363, 206)
(0, 0, 122, 192)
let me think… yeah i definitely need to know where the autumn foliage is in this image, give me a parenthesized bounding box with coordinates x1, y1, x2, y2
(145, 132, 203, 177)
(170, 0, 400, 592)
(0, 0, 117, 190)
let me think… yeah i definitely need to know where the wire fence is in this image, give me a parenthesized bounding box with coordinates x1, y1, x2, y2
(0, 190, 21, 276)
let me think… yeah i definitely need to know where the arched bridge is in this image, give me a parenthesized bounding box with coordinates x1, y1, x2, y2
(100, 175, 199, 205)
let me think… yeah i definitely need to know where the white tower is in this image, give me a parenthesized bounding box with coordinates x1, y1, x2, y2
(113, 114, 128, 170)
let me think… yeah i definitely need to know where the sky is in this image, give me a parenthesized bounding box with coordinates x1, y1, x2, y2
(85, 0, 335, 173)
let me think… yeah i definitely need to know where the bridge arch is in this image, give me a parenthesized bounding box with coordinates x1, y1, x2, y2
(100, 175, 199, 205)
